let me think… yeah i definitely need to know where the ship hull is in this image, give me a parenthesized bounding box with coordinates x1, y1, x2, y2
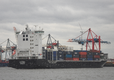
(9, 59, 106, 69)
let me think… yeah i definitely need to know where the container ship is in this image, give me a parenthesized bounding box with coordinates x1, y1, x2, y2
(9, 26, 109, 69)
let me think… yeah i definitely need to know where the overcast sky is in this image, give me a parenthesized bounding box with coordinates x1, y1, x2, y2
(0, 0, 114, 58)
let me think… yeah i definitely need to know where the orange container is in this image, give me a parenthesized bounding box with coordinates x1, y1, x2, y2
(73, 58, 79, 61)
(94, 55, 100, 58)
(79, 52, 87, 55)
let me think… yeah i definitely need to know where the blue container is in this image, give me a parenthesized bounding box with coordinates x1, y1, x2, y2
(87, 55, 93, 58)
(53, 51, 57, 61)
(87, 58, 93, 60)
(53, 51, 57, 56)
(66, 54, 72, 58)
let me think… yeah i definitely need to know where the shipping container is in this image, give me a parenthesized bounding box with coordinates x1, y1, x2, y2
(87, 58, 93, 60)
(94, 55, 100, 58)
(79, 52, 87, 55)
(66, 54, 72, 58)
(73, 58, 79, 61)
(53, 51, 57, 61)
(87, 55, 93, 58)
(47, 52, 52, 60)
(58, 51, 64, 60)
(65, 58, 73, 60)
(80, 55, 87, 58)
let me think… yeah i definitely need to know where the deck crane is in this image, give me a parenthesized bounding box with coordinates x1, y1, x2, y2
(43, 34, 59, 49)
(0, 38, 17, 60)
(68, 28, 111, 52)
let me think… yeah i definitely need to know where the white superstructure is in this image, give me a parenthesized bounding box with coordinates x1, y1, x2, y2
(14, 26, 44, 59)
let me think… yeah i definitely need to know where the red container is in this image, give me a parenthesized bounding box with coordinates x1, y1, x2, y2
(73, 58, 79, 61)
(94, 55, 100, 58)
(65, 58, 73, 60)
(79, 52, 87, 55)
(80, 55, 87, 58)
(52, 43, 57, 45)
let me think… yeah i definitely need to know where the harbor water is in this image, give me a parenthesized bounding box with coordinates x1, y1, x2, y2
(0, 67, 114, 80)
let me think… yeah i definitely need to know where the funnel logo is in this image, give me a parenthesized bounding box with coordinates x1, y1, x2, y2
(20, 61, 25, 65)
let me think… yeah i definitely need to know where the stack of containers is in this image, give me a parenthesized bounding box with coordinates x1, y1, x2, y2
(73, 50, 80, 61)
(47, 49, 52, 61)
(79, 51, 87, 60)
(58, 50, 64, 60)
(53, 51, 57, 61)
(47, 52, 52, 61)
(65, 51, 73, 60)
(93, 52, 100, 60)
(87, 52, 93, 60)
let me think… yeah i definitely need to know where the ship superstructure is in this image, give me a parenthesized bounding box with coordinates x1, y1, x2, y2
(14, 26, 44, 59)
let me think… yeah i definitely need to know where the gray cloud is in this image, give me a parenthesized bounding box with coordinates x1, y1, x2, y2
(0, 0, 114, 24)
(0, 0, 114, 58)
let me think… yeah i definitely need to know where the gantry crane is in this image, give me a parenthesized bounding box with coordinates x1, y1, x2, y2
(68, 28, 110, 52)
